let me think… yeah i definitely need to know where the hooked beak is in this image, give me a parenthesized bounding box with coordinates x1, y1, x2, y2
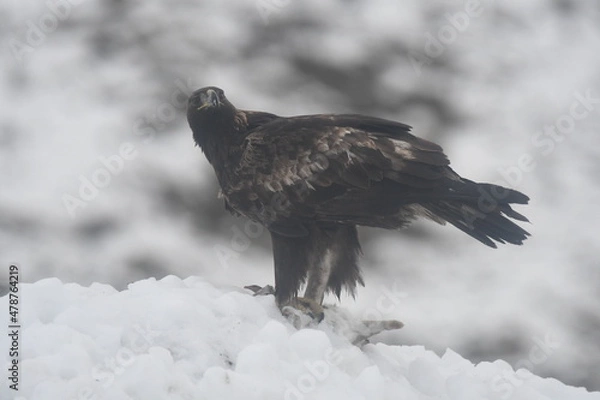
(197, 89, 220, 111)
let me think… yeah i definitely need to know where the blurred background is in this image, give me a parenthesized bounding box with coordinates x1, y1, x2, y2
(1, 0, 599, 391)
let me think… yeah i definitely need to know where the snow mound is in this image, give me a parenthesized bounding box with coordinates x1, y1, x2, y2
(1, 277, 598, 400)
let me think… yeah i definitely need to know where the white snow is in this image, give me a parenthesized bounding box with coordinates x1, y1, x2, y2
(1, 277, 599, 400)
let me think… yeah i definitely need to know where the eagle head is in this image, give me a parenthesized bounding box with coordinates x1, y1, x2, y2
(188, 86, 224, 111)
(187, 86, 239, 157)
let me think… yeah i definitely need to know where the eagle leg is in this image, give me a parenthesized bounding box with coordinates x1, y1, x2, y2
(276, 247, 329, 327)
(270, 225, 363, 326)
(303, 247, 334, 305)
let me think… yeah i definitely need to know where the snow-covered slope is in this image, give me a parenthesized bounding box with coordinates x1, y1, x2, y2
(1, 277, 598, 400)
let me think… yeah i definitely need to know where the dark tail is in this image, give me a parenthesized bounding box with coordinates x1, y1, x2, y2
(425, 180, 530, 248)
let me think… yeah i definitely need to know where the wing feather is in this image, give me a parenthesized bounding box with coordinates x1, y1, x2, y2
(237, 115, 448, 196)
(224, 114, 456, 232)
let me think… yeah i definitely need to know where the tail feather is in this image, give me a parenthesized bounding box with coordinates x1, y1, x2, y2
(498, 203, 529, 222)
(425, 181, 531, 248)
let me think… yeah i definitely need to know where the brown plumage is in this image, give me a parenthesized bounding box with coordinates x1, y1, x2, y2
(187, 86, 530, 313)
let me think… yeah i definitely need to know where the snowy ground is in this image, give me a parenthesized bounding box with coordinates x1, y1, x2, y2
(1, 277, 599, 400)
(1, 0, 600, 392)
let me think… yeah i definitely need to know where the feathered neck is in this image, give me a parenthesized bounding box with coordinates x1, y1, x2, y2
(189, 108, 249, 166)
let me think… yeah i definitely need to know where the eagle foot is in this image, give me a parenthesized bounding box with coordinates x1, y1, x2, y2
(281, 297, 325, 329)
(244, 284, 275, 296)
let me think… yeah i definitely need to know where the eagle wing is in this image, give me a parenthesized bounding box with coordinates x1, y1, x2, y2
(230, 114, 464, 232)
(227, 113, 529, 247)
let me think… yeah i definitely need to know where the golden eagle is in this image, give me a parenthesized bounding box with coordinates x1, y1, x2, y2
(187, 86, 529, 320)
